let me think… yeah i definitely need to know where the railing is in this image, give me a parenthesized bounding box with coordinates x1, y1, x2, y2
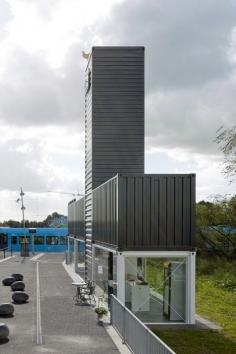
(110, 295, 176, 354)
(0, 247, 12, 259)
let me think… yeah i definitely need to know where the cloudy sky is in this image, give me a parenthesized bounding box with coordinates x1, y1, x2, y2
(0, 0, 236, 221)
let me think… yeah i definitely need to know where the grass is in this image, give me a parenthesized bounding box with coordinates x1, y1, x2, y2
(196, 257, 236, 341)
(149, 257, 236, 353)
(146, 258, 165, 292)
(153, 329, 236, 354)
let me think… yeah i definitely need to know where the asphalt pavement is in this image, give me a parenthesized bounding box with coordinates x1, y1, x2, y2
(0, 253, 119, 354)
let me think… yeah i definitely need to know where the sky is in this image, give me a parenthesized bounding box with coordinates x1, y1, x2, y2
(0, 0, 236, 221)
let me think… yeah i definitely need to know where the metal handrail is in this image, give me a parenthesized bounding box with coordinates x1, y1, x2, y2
(0, 247, 13, 258)
(110, 295, 176, 354)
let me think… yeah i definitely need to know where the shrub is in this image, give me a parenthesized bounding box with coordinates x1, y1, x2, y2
(94, 307, 108, 316)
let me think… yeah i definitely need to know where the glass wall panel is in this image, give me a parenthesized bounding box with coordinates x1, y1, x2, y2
(69, 237, 74, 263)
(125, 257, 187, 323)
(77, 240, 85, 279)
(112, 253, 117, 297)
(94, 247, 117, 305)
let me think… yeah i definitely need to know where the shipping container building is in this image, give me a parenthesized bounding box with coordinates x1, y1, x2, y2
(67, 46, 196, 325)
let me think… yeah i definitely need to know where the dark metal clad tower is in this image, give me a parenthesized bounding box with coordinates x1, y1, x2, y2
(85, 46, 145, 279)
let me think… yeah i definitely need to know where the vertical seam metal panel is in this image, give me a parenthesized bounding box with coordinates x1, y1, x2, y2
(92, 174, 195, 250)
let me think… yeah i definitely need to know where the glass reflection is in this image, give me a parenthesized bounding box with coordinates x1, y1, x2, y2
(125, 257, 186, 323)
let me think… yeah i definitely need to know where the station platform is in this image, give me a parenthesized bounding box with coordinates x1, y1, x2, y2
(0, 253, 119, 354)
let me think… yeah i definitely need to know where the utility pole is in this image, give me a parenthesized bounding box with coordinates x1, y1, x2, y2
(18, 187, 29, 257)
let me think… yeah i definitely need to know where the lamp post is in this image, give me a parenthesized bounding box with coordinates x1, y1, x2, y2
(17, 187, 29, 257)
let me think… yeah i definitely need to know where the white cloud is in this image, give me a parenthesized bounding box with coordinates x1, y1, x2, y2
(94, 0, 236, 89)
(145, 74, 236, 154)
(6, 0, 123, 67)
(145, 148, 236, 201)
(0, 123, 84, 193)
(0, 0, 236, 220)
(0, 47, 86, 127)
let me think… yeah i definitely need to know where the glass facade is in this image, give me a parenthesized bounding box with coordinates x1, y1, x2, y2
(125, 257, 187, 323)
(69, 237, 74, 262)
(94, 247, 117, 305)
(76, 240, 85, 279)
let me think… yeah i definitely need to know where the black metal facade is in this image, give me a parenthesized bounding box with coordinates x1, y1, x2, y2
(91, 46, 145, 187)
(85, 47, 145, 278)
(85, 53, 93, 278)
(93, 176, 117, 246)
(93, 174, 196, 251)
(67, 198, 85, 239)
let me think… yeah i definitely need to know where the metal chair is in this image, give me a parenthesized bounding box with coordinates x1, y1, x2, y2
(72, 282, 88, 304)
(80, 282, 96, 305)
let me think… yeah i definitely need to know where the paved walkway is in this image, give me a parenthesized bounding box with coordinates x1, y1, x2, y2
(0, 253, 119, 354)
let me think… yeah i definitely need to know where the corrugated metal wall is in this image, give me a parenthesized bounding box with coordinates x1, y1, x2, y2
(92, 174, 195, 250)
(93, 177, 117, 246)
(92, 46, 145, 187)
(85, 47, 145, 279)
(67, 198, 85, 238)
(85, 55, 93, 278)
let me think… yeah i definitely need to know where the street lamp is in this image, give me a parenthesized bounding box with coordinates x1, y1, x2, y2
(16, 187, 29, 257)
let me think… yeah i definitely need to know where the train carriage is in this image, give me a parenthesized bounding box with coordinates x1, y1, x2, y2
(0, 227, 68, 252)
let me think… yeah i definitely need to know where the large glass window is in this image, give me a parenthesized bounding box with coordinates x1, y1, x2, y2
(68, 237, 74, 263)
(34, 236, 44, 245)
(78, 240, 85, 263)
(46, 236, 59, 245)
(94, 247, 117, 304)
(69, 237, 74, 252)
(76, 240, 85, 279)
(125, 257, 187, 323)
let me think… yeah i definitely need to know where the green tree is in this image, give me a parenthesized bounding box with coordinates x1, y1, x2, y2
(215, 126, 236, 181)
(196, 196, 236, 259)
(0, 212, 67, 228)
(44, 212, 65, 226)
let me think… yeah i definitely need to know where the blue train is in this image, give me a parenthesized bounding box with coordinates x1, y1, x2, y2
(0, 227, 68, 252)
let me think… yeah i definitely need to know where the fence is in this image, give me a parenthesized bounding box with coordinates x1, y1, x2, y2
(110, 295, 176, 354)
(0, 247, 12, 260)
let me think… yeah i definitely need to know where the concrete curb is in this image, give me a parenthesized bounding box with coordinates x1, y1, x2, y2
(0, 255, 16, 263)
(195, 314, 222, 330)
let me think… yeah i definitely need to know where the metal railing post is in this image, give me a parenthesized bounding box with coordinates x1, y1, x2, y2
(122, 305, 126, 344)
(110, 295, 176, 354)
(110, 297, 113, 325)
